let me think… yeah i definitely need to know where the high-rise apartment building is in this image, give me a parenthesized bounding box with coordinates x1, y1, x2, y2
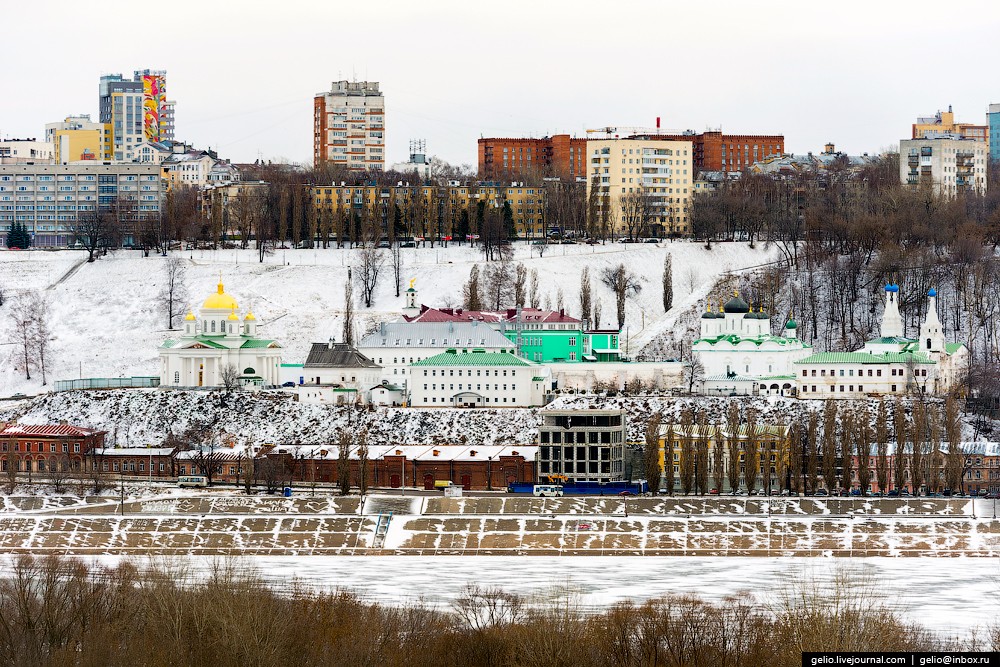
(912, 106, 987, 143)
(313, 80, 385, 171)
(45, 115, 112, 162)
(988, 104, 1000, 163)
(900, 137, 987, 197)
(478, 135, 588, 180)
(585, 138, 693, 237)
(0, 162, 163, 247)
(99, 69, 175, 161)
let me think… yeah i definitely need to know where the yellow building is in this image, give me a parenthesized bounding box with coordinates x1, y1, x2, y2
(44, 115, 112, 162)
(912, 106, 988, 145)
(658, 423, 790, 494)
(585, 138, 693, 237)
(310, 182, 546, 240)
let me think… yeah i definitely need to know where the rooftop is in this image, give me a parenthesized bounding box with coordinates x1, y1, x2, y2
(304, 342, 379, 369)
(411, 350, 535, 367)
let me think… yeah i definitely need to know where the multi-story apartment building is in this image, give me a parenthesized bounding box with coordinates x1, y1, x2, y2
(537, 409, 627, 483)
(989, 104, 1000, 163)
(478, 135, 588, 180)
(0, 162, 163, 247)
(99, 69, 175, 162)
(310, 181, 546, 239)
(0, 139, 55, 165)
(912, 106, 987, 144)
(45, 115, 112, 162)
(899, 137, 987, 196)
(585, 138, 693, 236)
(313, 80, 385, 171)
(631, 130, 784, 173)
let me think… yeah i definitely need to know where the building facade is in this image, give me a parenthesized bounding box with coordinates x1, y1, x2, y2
(989, 103, 1000, 163)
(0, 423, 107, 475)
(478, 135, 588, 180)
(900, 137, 987, 196)
(158, 280, 283, 388)
(45, 115, 112, 162)
(636, 131, 783, 173)
(0, 162, 163, 247)
(0, 139, 55, 164)
(313, 80, 384, 171)
(585, 138, 693, 236)
(99, 70, 175, 162)
(537, 409, 627, 483)
(408, 349, 550, 407)
(911, 106, 987, 144)
(297, 341, 382, 404)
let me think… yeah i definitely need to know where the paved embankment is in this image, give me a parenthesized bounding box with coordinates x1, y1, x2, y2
(1, 495, 995, 556)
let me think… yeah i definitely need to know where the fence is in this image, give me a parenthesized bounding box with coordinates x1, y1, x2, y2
(53, 377, 160, 392)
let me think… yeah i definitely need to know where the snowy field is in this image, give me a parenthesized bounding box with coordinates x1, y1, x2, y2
(52, 554, 1000, 639)
(0, 242, 779, 397)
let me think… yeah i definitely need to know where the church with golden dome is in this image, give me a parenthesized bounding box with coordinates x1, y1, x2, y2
(158, 279, 283, 389)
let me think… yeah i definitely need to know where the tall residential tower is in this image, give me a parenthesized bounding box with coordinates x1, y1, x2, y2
(313, 80, 384, 171)
(99, 69, 175, 161)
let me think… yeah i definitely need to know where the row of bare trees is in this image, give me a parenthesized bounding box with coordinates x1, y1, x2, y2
(644, 396, 968, 495)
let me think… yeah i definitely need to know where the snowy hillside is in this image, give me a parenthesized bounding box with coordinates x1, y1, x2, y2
(0, 242, 779, 397)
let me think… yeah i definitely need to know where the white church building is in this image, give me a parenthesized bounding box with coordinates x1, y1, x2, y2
(158, 280, 283, 389)
(693, 292, 812, 396)
(795, 285, 968, 399)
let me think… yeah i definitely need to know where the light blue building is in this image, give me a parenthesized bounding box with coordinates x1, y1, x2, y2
(990, 104, 1000, 163)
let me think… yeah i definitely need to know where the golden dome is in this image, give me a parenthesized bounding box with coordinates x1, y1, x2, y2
(202, 281, 238, 310)
(184, 311, 196, 321)
(244, 311, 256, 321)
(227, 309, 239, 321)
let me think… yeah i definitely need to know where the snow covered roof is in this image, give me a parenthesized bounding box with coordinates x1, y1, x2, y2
(93, 447, 175, 457)
(412, 350, 535, 367)
(266, 443, 537, 461)
(406, 306, 581, 325)
(358, 322, 515, 350)
(0, 423, 105, 438)
(795, 351, 934, 365)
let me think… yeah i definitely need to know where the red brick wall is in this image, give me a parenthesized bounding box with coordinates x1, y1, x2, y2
(478, 136, 586, 180)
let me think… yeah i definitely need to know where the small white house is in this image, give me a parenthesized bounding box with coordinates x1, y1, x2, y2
(295, 341, 382, 404)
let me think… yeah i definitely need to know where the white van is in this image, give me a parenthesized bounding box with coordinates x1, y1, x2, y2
(533, 484, 564, 497)
(177, 475, 208, 488)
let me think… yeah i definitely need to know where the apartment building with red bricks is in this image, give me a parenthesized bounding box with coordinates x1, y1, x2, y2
(632, 131, 784, 173)
(478, 135, 588, 180)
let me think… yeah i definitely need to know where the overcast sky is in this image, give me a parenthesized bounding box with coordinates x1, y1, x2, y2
(5, 0, 999, 167)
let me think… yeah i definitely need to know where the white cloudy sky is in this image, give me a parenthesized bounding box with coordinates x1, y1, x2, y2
(5, 0, 999, 166)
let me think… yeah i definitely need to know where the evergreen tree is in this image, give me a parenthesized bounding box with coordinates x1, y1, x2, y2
(6, 222, 30, 249)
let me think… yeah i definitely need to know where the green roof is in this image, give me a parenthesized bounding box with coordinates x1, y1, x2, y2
(412, 350, 533, 367)
(694, 334, 811, 348)
(867, 336, 916, 345)
(240, 339, 279, 349)
(795, 351, 934, 365)
(532, 376, 546, 381)
(945, 342, 966, 355)
(159, 336, 227, 350)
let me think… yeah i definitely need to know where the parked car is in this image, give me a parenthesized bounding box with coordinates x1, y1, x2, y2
(618, 490, 634, 497)
(709, 488, 719, 495)
(281, 381, 296, 388)
(643, 238, 658, 244)
(377, 241, 390, 248)
(561, 239, 576, 244)
(814, 489, 829, 497)
(400, 241, 416, 248)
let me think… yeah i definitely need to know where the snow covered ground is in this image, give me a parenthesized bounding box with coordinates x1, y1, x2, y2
(0, 242, 779, 397)
(52, 554, 1000, 639)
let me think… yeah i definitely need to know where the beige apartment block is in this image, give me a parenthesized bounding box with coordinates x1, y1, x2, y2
(900, 137, 987, 197)
(314, 80, 385, 172)
(585, 138, 693, 237)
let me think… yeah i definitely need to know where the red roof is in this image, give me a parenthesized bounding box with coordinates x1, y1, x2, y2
(406, 306, 580, 325)
(0, 424, 104, 438)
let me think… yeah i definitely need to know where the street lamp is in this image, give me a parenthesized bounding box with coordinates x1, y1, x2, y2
(487, 456, 493, 491)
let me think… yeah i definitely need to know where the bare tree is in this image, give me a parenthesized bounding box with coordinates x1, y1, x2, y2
(600, 263, 642, 330)
(389, 242, 403, 298)
(726, 402, 741, 494)
(679, 409, 695, 495)
(875, 400, 890, 494)
(892, 399, 908, 493)
(513, 263, 528, 308)
(529, 268, 540, 309)
(159, 257, 189, 330)
(74, 209, 118, 263)
(662, 419, 676, 494)
(821, 401, 838, 492)
(593, 298, 602, 329)
(343, 267, 355, 346)
(556, 287, 564, 313)
(464, 265, 483, 311)
(806, 412, 819, 494)
(31, 293, 52, 386)
(643, 413, 662, 490)
(743, 408, 760, 494)
(10, 292, 37, 380)
(50, 456, 72, 494)
(483, 261, 514, 310)
(220, 364, 242, 393)
(662, 253, 673, 312)
(856, 405, 872, 496)
(944, 395, 964, 492)
(579, 267, 592, 330)
(337, 431, 352, 495)
(618, 187, 653, 241)
(357, 429, 370, 495)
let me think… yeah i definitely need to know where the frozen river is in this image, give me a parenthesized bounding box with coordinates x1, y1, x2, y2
(80, 555, 1000, 639)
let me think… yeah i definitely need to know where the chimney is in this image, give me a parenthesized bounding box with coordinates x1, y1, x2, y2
(656, 116, 661, 129)
(328, 337, 334, 350)
(379, 321, 387, 336)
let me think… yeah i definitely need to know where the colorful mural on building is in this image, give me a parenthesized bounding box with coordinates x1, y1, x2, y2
(142, 74, 166, 141)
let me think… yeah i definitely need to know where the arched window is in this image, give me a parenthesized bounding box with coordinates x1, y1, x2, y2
(211, 321, 216, 333)
(173, 371, 180, 384)
(926, 338, 932, 350)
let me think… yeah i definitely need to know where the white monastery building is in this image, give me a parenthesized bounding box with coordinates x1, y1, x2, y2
(408, 350, 550, 408)
(692, 292, 812, 396)
(158, 280, 283, 389)
(795, 285, 968, 399)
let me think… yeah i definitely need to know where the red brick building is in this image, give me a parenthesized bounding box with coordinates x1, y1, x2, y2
(0, 423, 107, 474)
(631, 131, 784, 173)
(478, 135, 587, 180)
(91, 447, 177, 478)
